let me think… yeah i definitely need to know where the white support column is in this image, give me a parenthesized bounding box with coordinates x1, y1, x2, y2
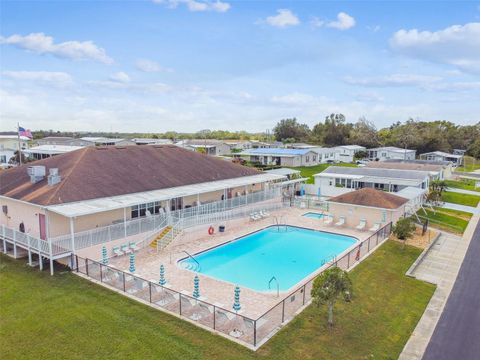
(123, 207, 127, 239)
(2, 225, 6, 254)
(69, 217, 76, 268)
(27, 235, 32, 266)
(39, 254, 43, 270)
(13, 228, 17, 258)
(46, 210, 54, 276)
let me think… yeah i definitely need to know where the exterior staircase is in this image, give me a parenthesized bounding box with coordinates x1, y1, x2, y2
(149, 226, 172, 249)
(149, 225, 183, 251)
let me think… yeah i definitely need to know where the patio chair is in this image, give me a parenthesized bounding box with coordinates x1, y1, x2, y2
(121, 244, 132, 254)
(260, 210, 270, 217)
(369, 223, 381, 232)
(129, 242, 139, 252)
(250, 213, 261, 221)
(112, 246, 123, 257)
(323, 215, 333, 225)
(356, 219, 367, 231)
(335, 216, 346, 227)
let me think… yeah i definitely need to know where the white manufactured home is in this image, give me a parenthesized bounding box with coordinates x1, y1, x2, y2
(367, 146, 416, 161)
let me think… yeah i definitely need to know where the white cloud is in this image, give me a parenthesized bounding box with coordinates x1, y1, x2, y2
(2, 70, 73, 87)
(0, 32, 113, 64)
(109, 72, 130, 83)
(344, 74, 442, 87)
(355, 91, 384, 102)
(310, 17, 324, 28)
(153, 0, 230, 13)
(390, 22, 480, 73)
(135, 59, 173, 73)
(265, 9, 300, 28)
(326, 12, 356, 30)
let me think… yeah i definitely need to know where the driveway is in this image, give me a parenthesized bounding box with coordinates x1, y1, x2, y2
(422, 218, 480, 359)
(446, 187, 480, 196)
(441, 202, 480, 215)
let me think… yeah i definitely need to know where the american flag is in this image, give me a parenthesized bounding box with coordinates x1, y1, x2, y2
(18, 126, 33, 139)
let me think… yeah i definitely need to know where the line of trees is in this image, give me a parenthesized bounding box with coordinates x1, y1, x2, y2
(30, 116, 480, 158)
(273, 116, 480, 158)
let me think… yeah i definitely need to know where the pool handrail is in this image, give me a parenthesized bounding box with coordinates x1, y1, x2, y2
(268, 276, 280, 297)
(182, 250, 200, 270)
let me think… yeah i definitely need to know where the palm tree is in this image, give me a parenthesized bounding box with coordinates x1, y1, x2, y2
(428, 179, 448, 205)
(311, 267, 353, 327)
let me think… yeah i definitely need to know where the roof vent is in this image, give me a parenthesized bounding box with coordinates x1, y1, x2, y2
(27, 166, 46, 184)
(48, 168, 61, 186)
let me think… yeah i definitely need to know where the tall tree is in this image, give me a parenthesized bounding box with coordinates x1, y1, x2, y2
(311, 267, 353, 327)
(348, 117, 380, 148)
(273, 118, 311, 142)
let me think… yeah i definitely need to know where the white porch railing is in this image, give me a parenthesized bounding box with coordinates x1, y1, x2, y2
(1, 225, 66, 256)
(50, 188, 282, 252)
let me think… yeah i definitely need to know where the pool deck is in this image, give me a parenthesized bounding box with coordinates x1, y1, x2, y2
(108, 208, 374, 319)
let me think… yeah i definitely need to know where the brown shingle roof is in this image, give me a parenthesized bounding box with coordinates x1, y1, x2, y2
(0, 145, 261, 206)
(328, 188, 408, 209)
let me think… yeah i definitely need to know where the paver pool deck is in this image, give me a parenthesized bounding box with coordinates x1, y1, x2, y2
(107, 208, 373, 319)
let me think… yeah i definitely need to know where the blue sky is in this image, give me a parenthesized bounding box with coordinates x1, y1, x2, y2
(1, 0, 479, 133)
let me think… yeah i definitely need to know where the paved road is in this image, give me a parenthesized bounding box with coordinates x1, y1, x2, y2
(423, 219, 480, 360)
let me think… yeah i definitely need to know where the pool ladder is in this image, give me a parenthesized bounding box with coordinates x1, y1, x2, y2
(273, 216, 288, 232)
(268, 276, 280, 297)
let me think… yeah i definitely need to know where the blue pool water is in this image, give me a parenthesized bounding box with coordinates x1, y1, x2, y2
(302, 212, 325, 219)
(179, 226, 357, 292)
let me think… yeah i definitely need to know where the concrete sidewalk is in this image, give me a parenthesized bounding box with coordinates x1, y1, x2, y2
(446, 187, 480, 196)
(399, 202, 480, 359)
(441, 202, 480, 215)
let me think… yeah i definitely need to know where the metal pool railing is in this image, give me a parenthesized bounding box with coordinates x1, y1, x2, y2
(75, 222, 392, 349)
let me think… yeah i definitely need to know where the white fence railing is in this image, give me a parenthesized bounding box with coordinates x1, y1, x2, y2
(50, 188, 283, 252)
(1, 225, 54, 255)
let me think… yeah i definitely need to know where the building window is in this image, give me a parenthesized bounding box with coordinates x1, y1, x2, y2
(131, 201, 162, 219)
(0, 155, 6, 163)
(313, 155, 317, 162)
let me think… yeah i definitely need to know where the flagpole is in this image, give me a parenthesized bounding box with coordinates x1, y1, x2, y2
(17, 122, 22, 166)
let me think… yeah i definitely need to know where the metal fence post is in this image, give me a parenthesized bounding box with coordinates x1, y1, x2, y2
(100, 264, 103, 282)
(347, 251, 350, 268)
(149, 282, 152, 303)
(302, 284, 306, 305)
(123, 272, 126, 292)
(75, 255, 79, 272)
(254, 320, 257, 347)
(367, 236, 371, 252)
(282, 300, 285, 323)
(179, 295, 182, 315)
(85, 258, 89, 276)
(213, 305, 216, 330)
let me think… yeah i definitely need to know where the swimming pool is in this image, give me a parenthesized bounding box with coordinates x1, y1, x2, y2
(302, 212, 325, 219)
(178, 226, 357, 292)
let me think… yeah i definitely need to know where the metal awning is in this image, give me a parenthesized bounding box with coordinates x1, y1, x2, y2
(395, 186, 427, 200)
(46, 173, 285, 217)
(276, 177, 308, 186)
(314, 173, 364, 179)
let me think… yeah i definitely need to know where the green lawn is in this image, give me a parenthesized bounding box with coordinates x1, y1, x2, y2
(455, 156, 480, 173)
(289, 162, 358, 184)
(441, 191, 480, 207)
(0, 241, 434, 360)
(417, 208, 471, 234)
(445, 179, 480, 192)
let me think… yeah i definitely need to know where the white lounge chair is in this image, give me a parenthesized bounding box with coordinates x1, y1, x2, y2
(369, 223, 381, 232)
(335, 216, 346, 227)
(260, 210, 270, 217)
(129, 242, 139, 252)
(250, 213, 261, 221)
(112, 246, 123, 257)
(356, 219, 367, 231)
(323, 215, 333, 225)
(121, 244, 132, 254)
